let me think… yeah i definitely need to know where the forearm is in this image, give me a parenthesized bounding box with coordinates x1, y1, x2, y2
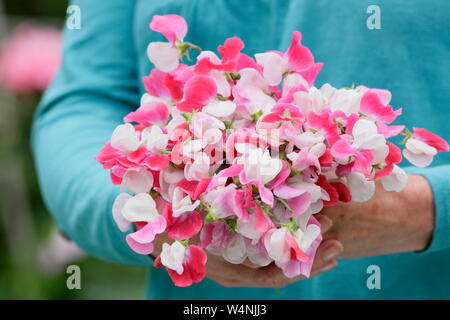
(394, 175, 434, 252)
(31, 0, 151, 266)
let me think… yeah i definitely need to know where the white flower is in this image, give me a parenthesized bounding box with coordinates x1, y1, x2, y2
(147, 42, 180, 72)
(346, 172, 375, 202)
(243, 148, 282, 185)
(380, 165, 408, 192)
(142, 125, 168, 152)
(255, 52, 288, 86)
(121, 168, 154, 194)
(403, 138, 437, 168)
(293, 87, 328, 114)
(294, 224, 321, 252)
(110, 123, 140, 152)
(121, 193, 160, 222)
(264, 227, 290, 264)
(172, 187, 200, 217)
(321, 84, 362, 115)
(160, 242, 186, 275)
(112, 193, 132, 232)
(352, 119, 386, 150)
(236, 214, 264, 241)
(184, 152, 211, 181)
(223, 235, 247, 264)
(204, 100, 237, 118)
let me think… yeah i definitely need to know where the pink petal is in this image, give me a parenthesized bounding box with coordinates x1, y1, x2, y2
(177, 75, 217, 112)
(267, 161, 291, 190)
(360, 90, 402, 124)
(330, 182, 352, 202)
(176, 177, 212, 200)
(377, 123, 405, 138)
(142, 69, 170, 99)
(126, 215, 166, 255)
(335, 162, 354, 177)
(159, 245, 207, 287)
(218, 37, 245, 71)
(287, 192, 312, 216)
(307, 111, 340, 146)
(386, 142, 402, 164)
(143, 154, 170, 171)
(331, 139, 356, 158)
(285, 232, 309, 262)
(124, 102, 170, 126)
(284, 31, 314, 72)
(413, 127, 449, 152)
(166, 210, 203, 240)
(254, 204, 273, 233)
(273, 183, 306, 199)
(299, 62, 323, 87)
(149, 14, 187, 44)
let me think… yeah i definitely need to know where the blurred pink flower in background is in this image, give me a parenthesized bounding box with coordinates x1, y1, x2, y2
(0, 22, 61, 94)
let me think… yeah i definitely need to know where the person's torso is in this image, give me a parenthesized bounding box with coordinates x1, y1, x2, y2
(132, 0, 450, 299)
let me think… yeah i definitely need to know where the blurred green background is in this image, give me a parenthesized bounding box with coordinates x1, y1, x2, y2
(0, 0, 147, 299)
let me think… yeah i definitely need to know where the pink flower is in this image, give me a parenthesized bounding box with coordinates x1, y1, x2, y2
(163, 204, 202, 240)
(403, 128, 448, 168)
(255, 31, 314, 86)
(154, 243, 207, 287)
(150, 15, 188, 45)
(0, 22, 61, 93)
(147, 15, 188, 72)
(177, 75, 218, 112)
(126, 215, 166, 255)
(273, 183, 312, 217)
(275, 219, 322, 278)
(412, 128, 449, 153)
(360, 89, 402, 124)
(124, 102, 170, 126)
(171, 187, 200, 217)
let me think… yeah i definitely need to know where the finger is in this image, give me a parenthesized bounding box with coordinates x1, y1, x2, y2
(316, 214, 333, 233)
(242, 259, 263, 269)
(311, 239, 344, 272)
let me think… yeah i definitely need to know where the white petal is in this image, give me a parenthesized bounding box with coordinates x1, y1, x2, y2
(110, 123, 140, 152)
(405, 138, 437, 156)
(160, 242, 186, 275)
(297, 224, 321, 251)
(122, 168, 154, 194)
(112, 193, 132, 232)
(223, 235, 247, 264)
(211, 70, 231, 97)
(381, 165, 408, 192)
(346, 172, 375, 202)
(143, 125, 169, 151)
(255, 52, 288, 86)
(264, 228, 290, 264)
(122, 193, 159, 222)
(147, 42, 180, 72)
(204, 100, 237, 118)
(403, 149, 434, 168)
(352, 119, 386, 150)
(236, 214, 263, 240)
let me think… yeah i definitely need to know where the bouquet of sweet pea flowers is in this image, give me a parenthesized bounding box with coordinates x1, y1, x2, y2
(96, 14, 449, 287)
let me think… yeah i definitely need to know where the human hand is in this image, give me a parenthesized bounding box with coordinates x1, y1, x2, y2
(320, 175, 434, 259)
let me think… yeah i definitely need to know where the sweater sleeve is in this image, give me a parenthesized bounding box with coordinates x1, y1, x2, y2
(31, 0, 151, 266)
(405, 165, 450, 254)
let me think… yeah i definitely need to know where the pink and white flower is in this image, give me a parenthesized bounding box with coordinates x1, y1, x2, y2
(97, 14, 449, 287)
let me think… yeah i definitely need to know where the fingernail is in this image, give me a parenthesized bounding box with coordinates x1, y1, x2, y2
(323, 247, 341, 261)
